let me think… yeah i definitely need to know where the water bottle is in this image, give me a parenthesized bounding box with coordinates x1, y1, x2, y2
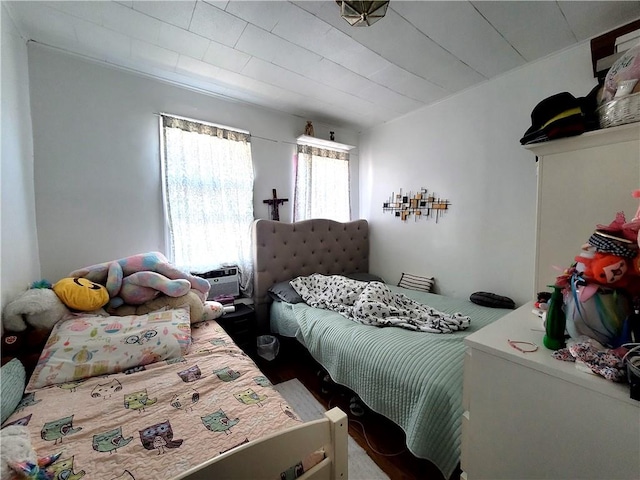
(543, 285, 566, 350)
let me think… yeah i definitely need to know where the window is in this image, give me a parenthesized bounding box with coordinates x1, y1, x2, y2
(294, 144, 350, 221)
(160, 114, 254, 295)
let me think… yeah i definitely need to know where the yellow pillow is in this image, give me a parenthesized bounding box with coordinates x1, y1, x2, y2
(53, 277, 109, 311)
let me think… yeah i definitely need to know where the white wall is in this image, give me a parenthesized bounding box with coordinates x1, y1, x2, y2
(12, 38, 611, 308)
(27, 44, 359, 282)
(360, 42, 599, 306)
(1, 6, 40, 315)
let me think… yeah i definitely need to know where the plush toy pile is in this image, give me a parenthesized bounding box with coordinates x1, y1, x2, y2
(550, 190, 640, 377)
(1, 253, 230, 478)
(2, 252, 225, 333)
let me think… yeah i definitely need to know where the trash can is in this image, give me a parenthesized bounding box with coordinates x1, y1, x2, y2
(625, 344, 640, 400)
(256, 335, 280, 361)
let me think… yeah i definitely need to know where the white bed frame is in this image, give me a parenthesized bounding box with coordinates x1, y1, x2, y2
(176, 407, 348, 480)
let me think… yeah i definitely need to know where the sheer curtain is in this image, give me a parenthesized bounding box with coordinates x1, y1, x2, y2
(160, 115, 254, 296)
(294, 144, 350, 222)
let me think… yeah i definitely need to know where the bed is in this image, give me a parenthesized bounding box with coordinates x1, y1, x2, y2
(1, 307, 347, 480)
(252, 218, 512, 480)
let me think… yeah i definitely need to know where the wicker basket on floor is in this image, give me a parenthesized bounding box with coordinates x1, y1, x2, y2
(597, 91, 640, 128)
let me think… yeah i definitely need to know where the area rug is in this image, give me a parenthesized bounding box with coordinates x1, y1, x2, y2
(274, 378, 390, 480)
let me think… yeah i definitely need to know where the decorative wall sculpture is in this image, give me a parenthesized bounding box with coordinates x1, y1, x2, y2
(382, 188, 450, 222)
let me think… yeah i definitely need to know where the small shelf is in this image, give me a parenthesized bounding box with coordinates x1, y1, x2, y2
(296, 134, 356, 151)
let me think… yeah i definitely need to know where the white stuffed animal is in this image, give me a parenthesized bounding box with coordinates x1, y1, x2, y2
(0, 426, 36, 479)
(2, 288, 70, 332)
(203, 301, 225, 321)
(0, 425, 61, 479)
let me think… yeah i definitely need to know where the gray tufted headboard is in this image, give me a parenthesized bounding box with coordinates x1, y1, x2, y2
(251, 218, 369, 332)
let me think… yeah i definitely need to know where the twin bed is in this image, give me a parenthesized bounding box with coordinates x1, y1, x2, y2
(2, 307, 347, 480)
(252, 218, 512, 480)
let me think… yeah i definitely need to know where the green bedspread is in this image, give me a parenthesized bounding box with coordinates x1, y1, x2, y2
(291, 286, 510, 479)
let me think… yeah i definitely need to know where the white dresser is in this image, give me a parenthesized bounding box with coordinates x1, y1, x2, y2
(461, 124, 640, 480)
(461, 303, 640, 479)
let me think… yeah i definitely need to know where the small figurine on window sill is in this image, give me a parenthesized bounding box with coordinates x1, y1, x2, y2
(330, 131, 335, 141)
(304, 121, 314, 137)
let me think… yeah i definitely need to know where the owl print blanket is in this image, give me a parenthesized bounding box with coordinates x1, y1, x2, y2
(290, 274, 471, 333)
(2, 320, 306, 480)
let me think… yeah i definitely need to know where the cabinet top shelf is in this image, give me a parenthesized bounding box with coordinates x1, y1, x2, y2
(524, 122, 639, 155)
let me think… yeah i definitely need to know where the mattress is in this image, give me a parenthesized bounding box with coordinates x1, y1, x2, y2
(271, 285, 511, 479)
(270, 300, 301, 338)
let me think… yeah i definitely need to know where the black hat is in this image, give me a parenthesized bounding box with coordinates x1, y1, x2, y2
(520, 92, 585, 145)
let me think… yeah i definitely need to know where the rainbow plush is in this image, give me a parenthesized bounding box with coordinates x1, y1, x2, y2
(564, 277, 629, 348)
(9, 453, 61, 480)
(69, 252, 210, 308)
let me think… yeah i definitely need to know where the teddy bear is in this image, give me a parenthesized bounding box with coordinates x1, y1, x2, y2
(108, 290, 225, 324)
(0, 425, 60, 480)
(68, 252, 210, 309)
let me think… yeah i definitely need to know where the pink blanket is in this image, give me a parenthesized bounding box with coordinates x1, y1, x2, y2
(3, 319, 302, 479)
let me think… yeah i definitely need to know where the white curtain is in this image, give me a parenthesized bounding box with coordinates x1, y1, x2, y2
(294, 144, 350, 222)
(161, 115, 254, 296)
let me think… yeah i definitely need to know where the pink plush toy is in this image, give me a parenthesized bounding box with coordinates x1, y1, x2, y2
(630, 190, 640, 249)
(69, 252, 210, 308)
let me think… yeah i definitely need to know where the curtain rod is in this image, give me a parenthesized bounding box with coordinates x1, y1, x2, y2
(155, 113, 299, 145)
(156, 112, 250, 135)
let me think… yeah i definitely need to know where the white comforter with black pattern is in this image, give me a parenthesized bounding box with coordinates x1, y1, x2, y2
(290, 274, 470, 333)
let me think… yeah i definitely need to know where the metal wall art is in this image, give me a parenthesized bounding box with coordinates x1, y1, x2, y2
(383, 188, 450, 222)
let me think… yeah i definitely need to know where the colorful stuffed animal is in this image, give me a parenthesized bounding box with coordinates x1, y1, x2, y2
(69, 252, 210, 308)
(576, 251, 629, 288)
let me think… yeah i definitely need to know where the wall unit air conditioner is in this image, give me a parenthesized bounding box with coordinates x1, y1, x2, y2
(200, 266, 240, 300)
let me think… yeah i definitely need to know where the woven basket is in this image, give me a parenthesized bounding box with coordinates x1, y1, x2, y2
(597, 92, 640, 129)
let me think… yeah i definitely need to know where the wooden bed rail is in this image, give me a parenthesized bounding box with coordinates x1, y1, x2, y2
(176, 407, 348, 480)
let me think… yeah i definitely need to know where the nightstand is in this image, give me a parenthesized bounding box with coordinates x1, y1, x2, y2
(216, 304, 256, 356)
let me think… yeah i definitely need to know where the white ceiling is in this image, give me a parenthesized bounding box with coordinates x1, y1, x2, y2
(5, 1, 640, 132)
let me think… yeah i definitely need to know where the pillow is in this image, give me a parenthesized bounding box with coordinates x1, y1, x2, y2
(345, 272, 385, 283)
(268, 280, 304, 304)
(397, 272, 434, 293)
(26, 308, 191, 391)
(52, 277, 109, 311)
(1, 358, 26, 423)
(470, 292, 516, 309)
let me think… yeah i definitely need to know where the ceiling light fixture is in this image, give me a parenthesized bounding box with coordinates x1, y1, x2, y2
(336, 1, 390, 27)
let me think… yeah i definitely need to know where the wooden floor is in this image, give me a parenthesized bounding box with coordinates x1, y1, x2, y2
(255, 337, 457, 480)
